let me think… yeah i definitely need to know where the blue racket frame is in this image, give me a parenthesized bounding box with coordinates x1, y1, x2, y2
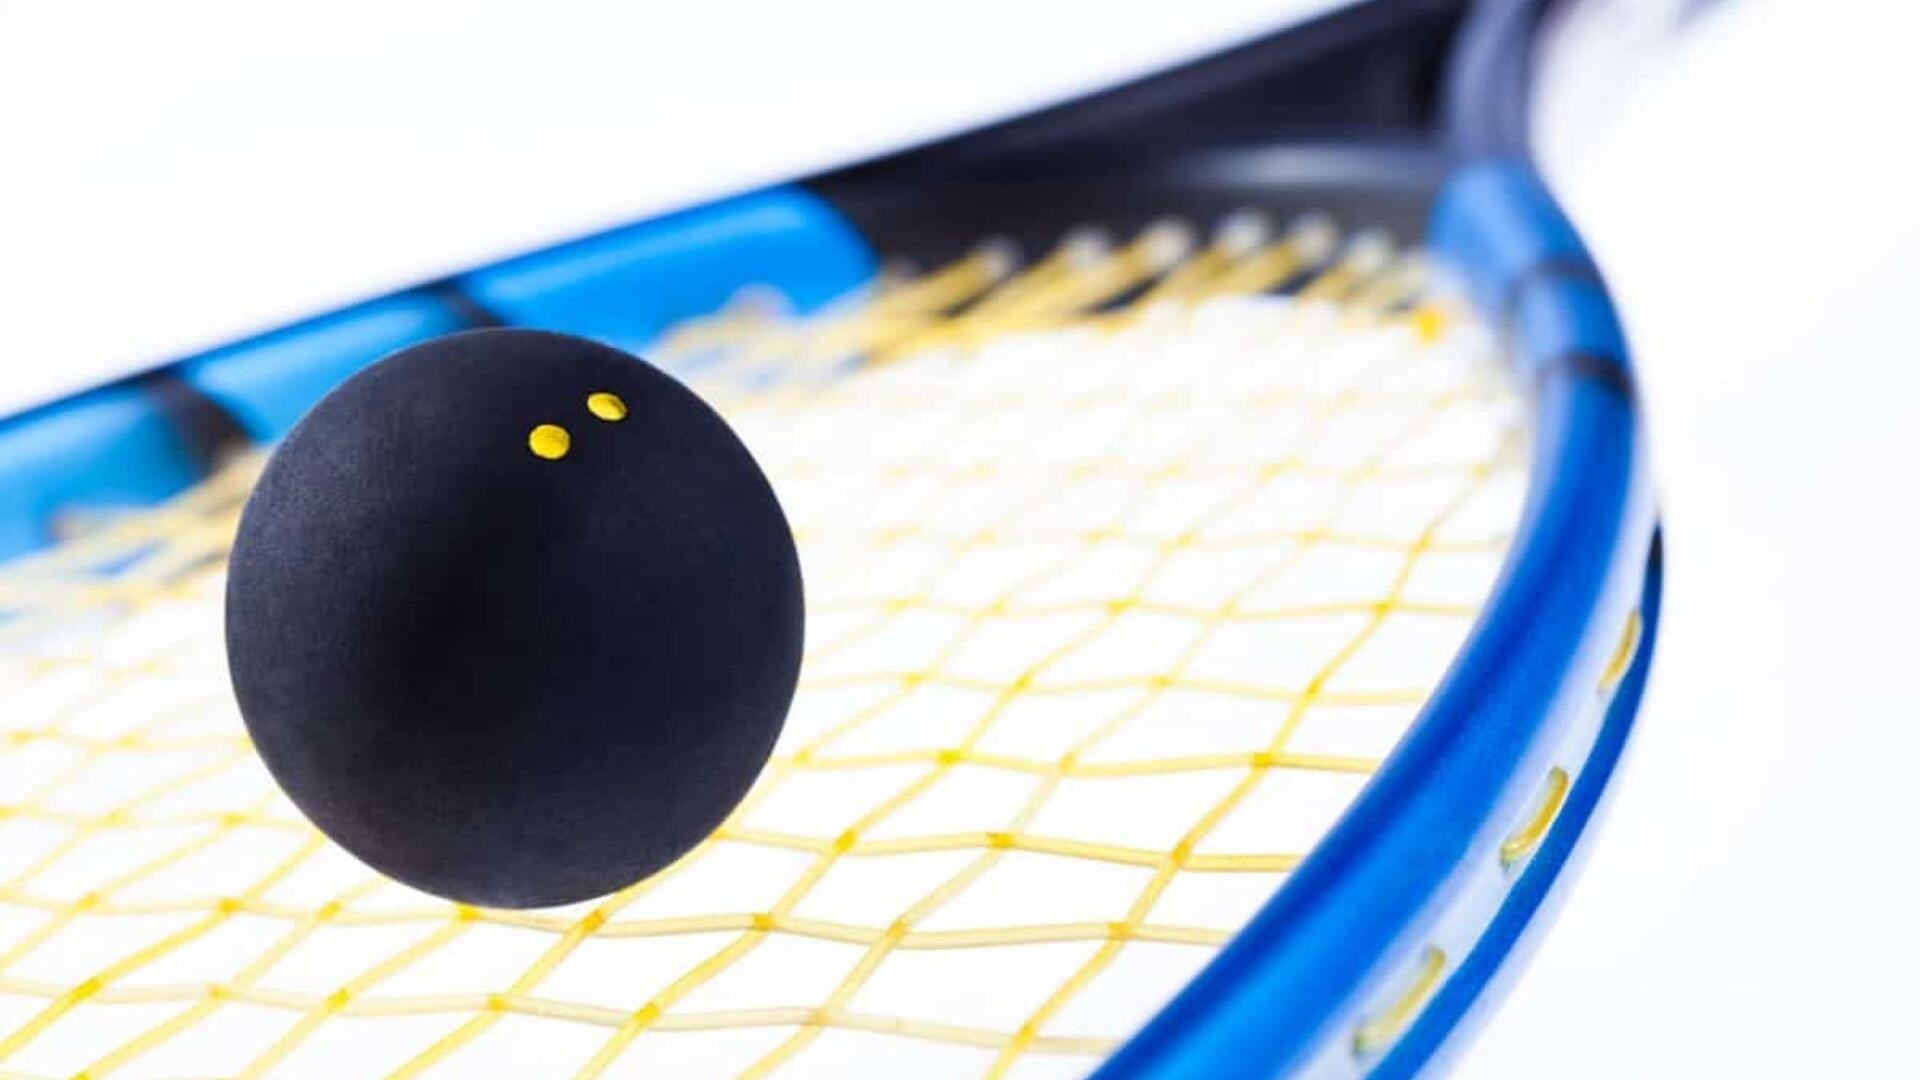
(1095, 159, 1659, 1079)
(0, 1, 1660, 1075)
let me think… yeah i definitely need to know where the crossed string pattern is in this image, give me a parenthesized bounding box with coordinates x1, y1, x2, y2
(0, 214, 1528, 1079)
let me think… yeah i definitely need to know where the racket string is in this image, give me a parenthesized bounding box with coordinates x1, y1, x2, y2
(0, 219, 1524, 1079)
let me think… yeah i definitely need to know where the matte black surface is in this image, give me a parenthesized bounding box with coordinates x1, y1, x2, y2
(816, 141, 1447, 273)
(226, 329, 802, 908)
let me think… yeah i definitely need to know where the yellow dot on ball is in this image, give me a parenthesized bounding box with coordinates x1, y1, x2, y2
(528, 424, 571, 460)
(587, 391, 627, 422)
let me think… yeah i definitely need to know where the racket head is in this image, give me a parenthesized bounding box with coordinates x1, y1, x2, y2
(0, 1, 1659, 1076)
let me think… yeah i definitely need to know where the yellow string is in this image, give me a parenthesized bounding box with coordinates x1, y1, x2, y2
(0, 217, 1521, 1079)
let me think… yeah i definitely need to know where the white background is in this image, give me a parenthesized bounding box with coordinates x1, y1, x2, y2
(3, 0, 1917, 1075)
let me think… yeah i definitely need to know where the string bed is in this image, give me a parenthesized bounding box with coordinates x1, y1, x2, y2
(0, 214, 1527, 1079)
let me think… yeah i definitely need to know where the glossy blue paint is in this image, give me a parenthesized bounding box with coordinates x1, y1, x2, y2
(181, 294, 468, 441)
(462, 187, 874, 355)
(1374, 541, 1662, 1079)
(0, 383, 202, 560)
(1513, 276, 1629, 379)
(1428, 159, 1595, 318)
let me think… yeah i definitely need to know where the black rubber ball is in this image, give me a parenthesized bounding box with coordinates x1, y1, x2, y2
(225, 329, 802, 908)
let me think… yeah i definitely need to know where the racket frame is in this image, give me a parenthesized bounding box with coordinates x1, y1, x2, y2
(0, 1, 1659, 1076)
